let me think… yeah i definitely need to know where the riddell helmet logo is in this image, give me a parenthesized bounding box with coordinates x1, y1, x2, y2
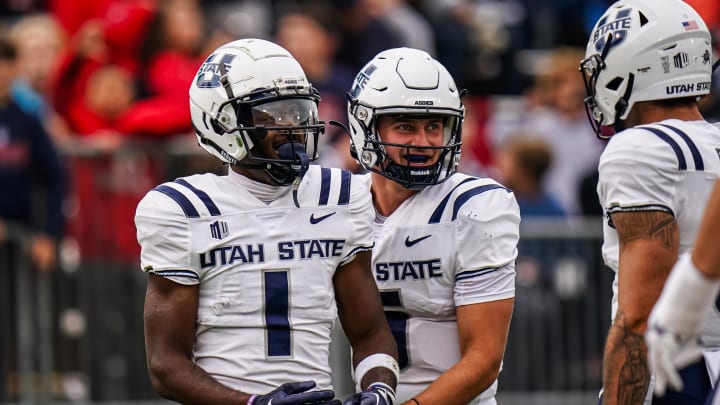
(414, 100, 434, 106)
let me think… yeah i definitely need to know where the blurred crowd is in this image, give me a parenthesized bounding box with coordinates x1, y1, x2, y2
(0, 0, 719, 267)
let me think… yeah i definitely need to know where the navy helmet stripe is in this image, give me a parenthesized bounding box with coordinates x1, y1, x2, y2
(658, 124, 704, 171)
(638, 126, 687, 170)
(451, 184, 508, 221)
(319, 167, 331, 206)
(174, 179, 221, 216)
(153, 185, 200, 218)
(428, 178, 477, 224)
(338, 170, 351, 205)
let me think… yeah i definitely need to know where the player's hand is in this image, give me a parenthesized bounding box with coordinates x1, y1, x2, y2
(645, 317, 704, 396)
(249, 381, 337, 405)
(342, 382, 396, 405)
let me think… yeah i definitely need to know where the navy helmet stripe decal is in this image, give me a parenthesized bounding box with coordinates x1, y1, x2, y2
(338, 170, 351, 205)
(638, 126, 687, 170)
(319, 167, 331, 206)
(428, 178, 477, 224)
(174, 179, 221, 216)
(452, 185, 508, 221)
(153, 185, 200, 218)
(658, 124, 704, 171)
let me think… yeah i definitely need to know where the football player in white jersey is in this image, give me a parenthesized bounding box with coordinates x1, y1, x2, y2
(344, 47, 520, 405)
(647, 180, 720, 398)
(135, 38, 399, 405)
(579, 0, 720, 403)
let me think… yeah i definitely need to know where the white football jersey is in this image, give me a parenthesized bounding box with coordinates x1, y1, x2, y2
(598, 119, 720, 346)
(135, 165, 374, 394)
(363, 173, 520, 403)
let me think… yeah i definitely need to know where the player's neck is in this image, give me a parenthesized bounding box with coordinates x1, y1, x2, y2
(230, 163, 278, 186)
(630, 101, 704, 126)
(370, 173, 417, 217)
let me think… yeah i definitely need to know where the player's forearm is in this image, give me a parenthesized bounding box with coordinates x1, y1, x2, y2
(148, 357, 248, 405)
(411, 355, 500, 405)
(602, 311, 650, 405)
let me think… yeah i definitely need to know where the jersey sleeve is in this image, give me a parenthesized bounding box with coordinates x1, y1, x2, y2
(454, 185, 520, 305)
(598, 129, 681, 215)
(339, 173, 375, 266)
(135, 188, 198, 285)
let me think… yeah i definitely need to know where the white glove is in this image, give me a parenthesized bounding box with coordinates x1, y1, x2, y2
(645, 324, 703, 396)
(645, 253, 720, 396)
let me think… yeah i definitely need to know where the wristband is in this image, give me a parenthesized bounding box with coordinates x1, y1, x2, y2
(353, 353, 400, 392)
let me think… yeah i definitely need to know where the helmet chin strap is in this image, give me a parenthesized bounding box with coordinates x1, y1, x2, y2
(613, 73, 635, 134)
(276, 143, 310, 180)
(273, 143, 310, 207)
(384, 161, 437, 190)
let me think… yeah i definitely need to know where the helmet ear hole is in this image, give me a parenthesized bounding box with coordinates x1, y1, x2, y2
(606, 77, 623, 91)
(210, 119, 227, 135)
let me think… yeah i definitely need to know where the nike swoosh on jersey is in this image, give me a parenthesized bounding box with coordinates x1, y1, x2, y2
(309, 212, 337, 224)
(404, 234, 432, 247)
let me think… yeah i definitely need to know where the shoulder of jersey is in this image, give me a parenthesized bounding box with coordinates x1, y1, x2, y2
(417, 173, 513, 224)
(141, 167, 368, 220)
(605, 121, 708, 172)
(295, 165, 370, 208)
(140, 173, 227, 220)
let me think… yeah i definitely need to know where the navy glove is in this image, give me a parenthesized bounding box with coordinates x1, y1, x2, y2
(249, 381, 337, 405)
(342, 383, 396, 405)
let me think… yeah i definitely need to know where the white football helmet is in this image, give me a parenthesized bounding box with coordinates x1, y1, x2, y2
(347, 47, 464, 189)
(189, 38, 324, 185)
(580, 0, 713, 138)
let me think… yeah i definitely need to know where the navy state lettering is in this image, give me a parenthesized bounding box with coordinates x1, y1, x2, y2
(375, 259, 442, 281)
(278, 239, 345, 260)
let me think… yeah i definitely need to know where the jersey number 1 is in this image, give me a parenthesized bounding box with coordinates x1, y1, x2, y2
(263, 270, 291, 357)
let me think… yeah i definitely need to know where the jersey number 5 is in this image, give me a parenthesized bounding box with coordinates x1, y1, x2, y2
(380, 290, 410, 370)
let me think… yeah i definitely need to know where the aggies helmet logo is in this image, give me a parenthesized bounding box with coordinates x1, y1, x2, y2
(195, 54, 237, 89)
